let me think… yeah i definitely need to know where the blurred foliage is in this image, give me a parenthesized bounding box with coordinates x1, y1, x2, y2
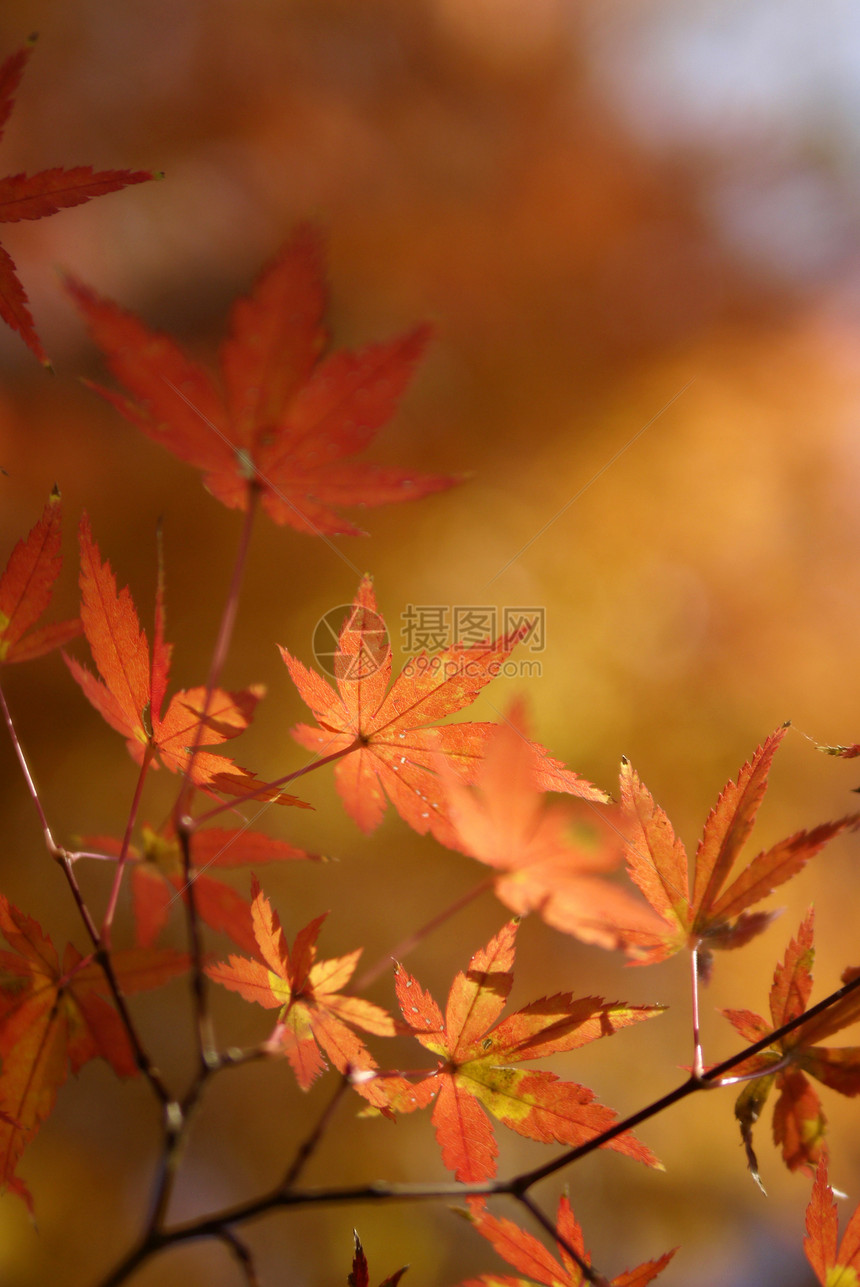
(1, 2, 860, 1285)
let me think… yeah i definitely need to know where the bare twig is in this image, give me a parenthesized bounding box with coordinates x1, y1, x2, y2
(217, 1228, 260, 1286)
(690, 945, 705, 1080)
(354, 875, 495, 992)
(101, 748, 154, 945)
(176, 822, 216, 1067)
(281, 1073, 352, 1191)
(515, 1189, 608, 1286)
(173, 484, 260, 826)
(0, 677, 56, 851)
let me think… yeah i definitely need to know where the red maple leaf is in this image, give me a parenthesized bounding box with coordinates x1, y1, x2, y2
(348, 1231, 408, 1287)
(63, 514, 299, 805)
(282, 577, 606, 847)
(83, 823, 321, 954)
(460, 1194, 675, 1287)
(0, 487, 80, 664)
(804, 1157, 860, 1286)
(206, 878, 396, 1101)
(65, 223, 459, 535)
(0, 894, 187, 1209)
(0, 36, 155, 364)
(722, 909, 860, 1186)
(442, 699, 665, 953)
(619, 728, 860, 971)
(379, 919, 663, 1182)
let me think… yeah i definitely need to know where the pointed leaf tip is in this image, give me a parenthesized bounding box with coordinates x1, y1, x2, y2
(72, 226, 456, 533)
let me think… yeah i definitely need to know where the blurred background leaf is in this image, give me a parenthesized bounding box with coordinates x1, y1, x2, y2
(1, 2, 860, 1284)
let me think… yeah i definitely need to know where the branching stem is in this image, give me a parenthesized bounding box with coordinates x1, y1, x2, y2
(96, 965, 860, 1286)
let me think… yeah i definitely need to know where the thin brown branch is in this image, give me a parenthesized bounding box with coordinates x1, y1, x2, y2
(176, 823, 215, 1067)
(173, 483, 260, 826)
(96, 966, 860, 1286)
(280, 1073, 351, 1191)
(0, 676, 57, 850)
(354, 875, 495, 992)
(514, 1190, 608, 1286)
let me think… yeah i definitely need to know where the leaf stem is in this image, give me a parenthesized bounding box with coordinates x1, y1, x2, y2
(354, 874, 496, 992)
(515, 1190, 608, 1286)
(189, 737, 362, 828)
(1, 677, 172, 1106)
(510, 963, 860, 1192)
(690, 945, 704, 1079)
(280, 1073, 351, 1191)
(176, 822, 215, 1066)
(97, 969, 860, 1286)
(0, 677, 56, 850)
(101, 747, 154, 946)
(173, 483, 260, 825)
(217, 1229, 259, 1286)
(56, 848, 173, 1106)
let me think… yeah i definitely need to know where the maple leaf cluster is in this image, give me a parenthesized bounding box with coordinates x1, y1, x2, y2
(63, 512, 303, 806)
(0, 895, 185, 1210)
(461, 1195, 675, 1287)
(375, 918, 662, 1182)
(280, 577, 608, 849)
(85, 822, 321, 956)
(723, 909, 860, 1188)
(205, 897, 664, 1176)
(206, 878, 397, 1103)
(2, 30, 860, 1285)
(0, 38, 155, 366)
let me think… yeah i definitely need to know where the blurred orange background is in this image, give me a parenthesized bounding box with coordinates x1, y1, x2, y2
(1, 2, 860, 1285)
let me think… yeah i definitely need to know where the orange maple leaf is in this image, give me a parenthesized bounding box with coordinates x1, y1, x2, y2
(619, 728, 860, 971)
(805, 1157, 860, 1286)
(281, 577, 606, 847)
(0, 36, 155, 364)
(722, 909, 860, 1186)
(380, 919, 663, 1182)
(0, 894, 187, 1209)
(443, 699, 665, 953)
(83, 824, 321, 954)
(206, 878, 396, 1099)
(0, 488, 80, 664)
(63, 514, 298, 805)
(349, 1231, 408, 1287)
(65, 223, 458, 535)
(460, 1194, 675, 1287)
